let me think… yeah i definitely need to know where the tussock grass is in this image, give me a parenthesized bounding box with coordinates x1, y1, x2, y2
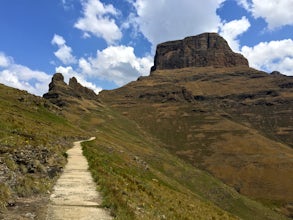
(0, 184, 11, 210)
(82, 106, 288, 219)
(0, 84, 85, 210)
(1, 69, 291, 219)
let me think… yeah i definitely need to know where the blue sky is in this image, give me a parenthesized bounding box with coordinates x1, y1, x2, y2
(0, 0, 293, 96)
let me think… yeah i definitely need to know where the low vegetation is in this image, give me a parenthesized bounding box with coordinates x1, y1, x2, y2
(1, 63, 292, 219)
(0, 84, 85, 211)
(82, 106, 288, 219)
(99, 66, 293, 217)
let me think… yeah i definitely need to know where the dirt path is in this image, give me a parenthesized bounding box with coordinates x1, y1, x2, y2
(46, 137, 112, 220)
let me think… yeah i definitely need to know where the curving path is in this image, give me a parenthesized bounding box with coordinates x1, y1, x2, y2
(46, 137, 112, 220)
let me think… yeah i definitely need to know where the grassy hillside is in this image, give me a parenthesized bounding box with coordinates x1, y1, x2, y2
(81, 105, 288, 219)
(0, 84, 85, 210)
(1, 65, 291, 220)
(99, 66, 293, 217)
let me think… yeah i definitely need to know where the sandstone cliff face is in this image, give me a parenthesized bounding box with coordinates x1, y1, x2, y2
(151, 33, 248, 71)
(43, 73, 98, 107)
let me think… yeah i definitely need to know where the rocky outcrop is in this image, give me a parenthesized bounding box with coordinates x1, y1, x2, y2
(69, 77, 97, 100)
(43, 73, 98, 107)
(151, 33, 248, 71)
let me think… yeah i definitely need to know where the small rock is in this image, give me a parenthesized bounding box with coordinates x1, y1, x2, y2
(7, 200, 15, 207)
(24, 212, 36, 219)
(18, 97, 25, 102)
(152, 178, 159, 183)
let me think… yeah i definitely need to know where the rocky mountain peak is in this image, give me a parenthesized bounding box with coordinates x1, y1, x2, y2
(69, 77, 78, 87)
(68, 76, 97, 100)
(43, 73, 98, 107)
(48, 73, 66, 91)
(52, 72, 65, 81)
(151, 33, 249, 71)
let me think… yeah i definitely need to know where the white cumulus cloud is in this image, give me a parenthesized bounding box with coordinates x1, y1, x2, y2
(74, 0, 122, 44)
(51, 34, 77, 65)
(237, 0, 293, 29)
(236, 0, 250, 10)
(0, 53, 52, 96)
(219, 16, 251, 51)
(79, 45, 153, 86)
(241, 39, 293, 75)
(51, 34, 66, 46)
(0, 52, 12, 67)
(130, 0, 224, 49)
(61, 0, 74, 10)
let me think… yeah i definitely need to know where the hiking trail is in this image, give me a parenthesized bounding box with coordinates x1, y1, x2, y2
(46, 137, 112, 220)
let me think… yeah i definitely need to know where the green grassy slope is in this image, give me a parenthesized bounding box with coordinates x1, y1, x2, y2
(82, 106, 288, 220)
(0, 78, 290, 219)
(0, 84, 85, 209)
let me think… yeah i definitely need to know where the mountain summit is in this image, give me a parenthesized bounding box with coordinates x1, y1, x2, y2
(151, 32, 248, 71)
